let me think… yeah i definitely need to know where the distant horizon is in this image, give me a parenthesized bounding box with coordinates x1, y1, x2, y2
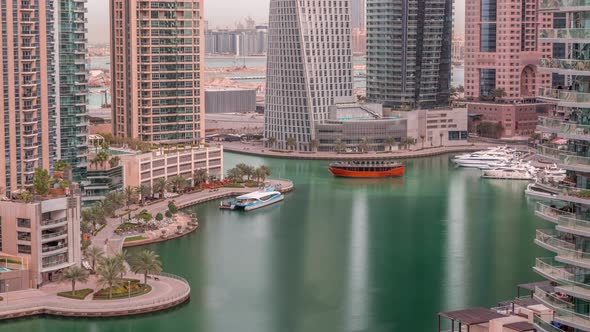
(88, 0, 465, 45)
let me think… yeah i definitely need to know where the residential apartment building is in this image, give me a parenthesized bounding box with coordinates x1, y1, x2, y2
(532, 2, 590, 330)
(205, 27, 268, 56)
(468, 102, 551, 137)
(58, 0, 89, 182)
(110, 0, 205, 144)
(0, 0, 59, 194)
(366, 0, 453, 108)
(464, 0, 552, 100)
(0, 195, 82, 290)
(264, 0, 354, 151)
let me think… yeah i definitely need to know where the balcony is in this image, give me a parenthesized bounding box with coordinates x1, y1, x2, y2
(41, 230, 67, 243)
(538, 87, 590, 108)
(540, 0, 590, 11)
(535, 202, 574, 223)
(536, 229, 590, 268)
(540, 28, 590, 43)
(557, 215, 590, 237)
(537, 116, 590, 140)
(533, 315, 563, 332)
(41, 243, 67, 254)
(537, 144, 574, 162)
(534, 286, 590, 330)
(40, 217, 67, 229)
(539, 58, 590, 76)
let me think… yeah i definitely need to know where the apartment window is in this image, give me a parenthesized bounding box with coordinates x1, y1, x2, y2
(17, 231, 31, 241)
(18, 245, 31, 254)
(449, 131, 468, 141)
(17, 218, 31, 228)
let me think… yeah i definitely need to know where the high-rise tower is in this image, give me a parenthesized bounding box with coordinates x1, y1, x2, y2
(264, 0, 354, 151)
(366, 0, 453, 108)
(58, 0, 89, 182)
(110, 0, 205, 144)
(0, 0, 60, 195)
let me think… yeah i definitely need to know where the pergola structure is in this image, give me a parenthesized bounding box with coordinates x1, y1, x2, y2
(437, 307, 506, 332)
(503, 321, 536, 331)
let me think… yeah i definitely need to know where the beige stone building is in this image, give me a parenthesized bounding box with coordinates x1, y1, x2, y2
(120, 146, 224, 189)
(0, 195, 82, 291)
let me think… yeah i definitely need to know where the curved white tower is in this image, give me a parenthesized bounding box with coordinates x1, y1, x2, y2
(264, 0, 354, 151)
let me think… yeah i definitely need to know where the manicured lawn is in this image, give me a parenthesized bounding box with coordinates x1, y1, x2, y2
(57, 288, 94, 300)
(124, 235, 147, 242)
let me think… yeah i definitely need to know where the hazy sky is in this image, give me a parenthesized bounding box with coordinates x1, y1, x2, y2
(88, 0, 464, 45)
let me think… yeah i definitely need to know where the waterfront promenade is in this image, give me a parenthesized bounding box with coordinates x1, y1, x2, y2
(0, 272, 190, 320)
(221, 141, 520, 160)
(0, 179, 293, 321)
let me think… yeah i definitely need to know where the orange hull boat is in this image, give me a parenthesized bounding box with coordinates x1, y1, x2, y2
(328, 164, 405, 178)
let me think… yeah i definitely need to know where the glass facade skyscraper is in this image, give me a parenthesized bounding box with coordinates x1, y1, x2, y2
(58, 0, 88, 182)
(264, 0, 354, 151)
(365, 0, 452, 109)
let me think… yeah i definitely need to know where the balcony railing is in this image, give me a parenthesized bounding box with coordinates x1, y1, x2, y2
(533, 315, 563, 332)
(558, 215, 590, 234)
(538, 116, 590, 138)
(538, 87, 590, 106)
(537, 144, 575, 160)
(534, 286, 590, 329)
(535, 257, 575, 282)
(539, 58, 590, 73)
(540, 28, 590, 41)
(41, 230, 67, 240)
(540, 0, 590, 10)
(535, 202, 575, 222)
(42, 243, 66, 253)
(536, 229, 576, 251)
(40, 217, 67, 227)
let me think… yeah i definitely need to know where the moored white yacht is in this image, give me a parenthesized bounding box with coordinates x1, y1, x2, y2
(482, 168, 535, 180)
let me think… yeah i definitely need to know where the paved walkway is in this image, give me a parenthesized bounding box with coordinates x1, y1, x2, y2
(91, 178, 294, 256)
(0, 272, 190, 319)
(222, 141, 527, 160)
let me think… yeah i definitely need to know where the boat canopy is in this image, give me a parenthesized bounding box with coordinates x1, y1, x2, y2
(236, 191, 281, 200)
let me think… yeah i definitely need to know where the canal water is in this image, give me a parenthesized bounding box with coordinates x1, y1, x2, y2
(0, 153, 549, 331)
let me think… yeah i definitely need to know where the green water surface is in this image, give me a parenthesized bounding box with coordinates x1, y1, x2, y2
(0, 153, 549, 331)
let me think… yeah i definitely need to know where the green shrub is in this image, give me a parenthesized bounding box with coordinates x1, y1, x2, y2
(165, 210, 172, 218)
(223, 183, 244, 188)
(124, 235, 147, 243)
(168, 202, 178, 214)
(93, 284, 151, 300)
(156, 213, 163, 221)
(58, 289, 93, 300)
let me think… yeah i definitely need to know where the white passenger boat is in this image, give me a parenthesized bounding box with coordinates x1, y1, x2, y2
(230, 189, 284, 211)
(453, 154, 512, 168)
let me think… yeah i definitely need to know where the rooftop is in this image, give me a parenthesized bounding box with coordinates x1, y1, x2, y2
(438, 307, 506, 325)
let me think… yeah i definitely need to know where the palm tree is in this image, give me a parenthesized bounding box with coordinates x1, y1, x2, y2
(153, 178, 168, 198)
(114, 250, 130, 279)
(227, 167, 244, 182)
(61, 266, 89, 295)
(309, 139, 320, 152)
(407, 136, 417, 150)
(267, 136, 276, 148)
(169, 175, 188, 193)
(359, 137, 370, 153)
(80, 220, 92, 235)
(108, 156, 121, 168)
(94, 150, 110, 168)
(236, 163, 255, 181)
(130, 249, 163, 286)
(193, 169, 208, 187)
(420, 135, 426, 150)
(334, 138, 346, 153)
(254, 165, 271, 184)
(286, 137, 297, 150)
(96, 256, 125, 299)
(384, 136, 396, 152)
(137, 184, 151, 205)
(84, 246, 104, 273)
(124, 186, 138, 209)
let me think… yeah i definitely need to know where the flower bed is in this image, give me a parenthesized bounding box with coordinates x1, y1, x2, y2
(58, 288, 93, 300)
(93, 280, 151, 300)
